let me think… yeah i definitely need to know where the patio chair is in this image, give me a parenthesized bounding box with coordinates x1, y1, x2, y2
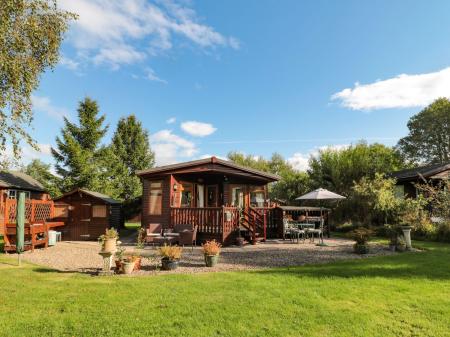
(174, 224, 198, 250)
(307, 220, 324, 244)
(283, 219, 305, 243)
(145, 223, 163, 245)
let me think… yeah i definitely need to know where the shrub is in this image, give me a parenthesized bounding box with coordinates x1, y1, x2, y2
(136, 228, 146, 249)
(436, 222, 450, 243)
(348, 228, 373, 245)
(202, 240, 221, 256)
(335, 222, 360, 233)
(158, 244, 182, 261)
(412, 220, 437, 240)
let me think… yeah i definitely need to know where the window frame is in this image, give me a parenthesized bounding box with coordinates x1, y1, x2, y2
(149, 180, 163, 215)
(92, 205, 107, 218)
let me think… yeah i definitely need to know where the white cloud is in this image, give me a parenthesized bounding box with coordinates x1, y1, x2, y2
(181, 121, 217, 137)
(151, 129, 198, 165)
(288, 144, 350, 171)
(59, 55, 79, 71)
(332, 67, 450, 110)
(59, 0, 239, 69)
(145, 68, 168, 84)
(31, 95, 70, 121)
(166, 117, 176, 124)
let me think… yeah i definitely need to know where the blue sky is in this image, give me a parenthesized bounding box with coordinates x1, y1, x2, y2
(26, 0, 450, 170)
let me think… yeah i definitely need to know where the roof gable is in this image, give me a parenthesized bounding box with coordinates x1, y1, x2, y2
(54, 188, 121, 204)
(136, 157, 280, 182)
(0, 171, 46, 192)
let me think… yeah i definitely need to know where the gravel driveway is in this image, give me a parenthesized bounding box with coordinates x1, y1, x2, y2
(16, 238, 395, 276)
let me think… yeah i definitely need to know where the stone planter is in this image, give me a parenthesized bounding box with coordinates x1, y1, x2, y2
(161, 258, 179, 271)
(401, 226, 412, 250)
(236, 237, 245, 247)
(103, 238, 117, 253)
(122, 261, 135, 275)
(204, 254, 219, 267)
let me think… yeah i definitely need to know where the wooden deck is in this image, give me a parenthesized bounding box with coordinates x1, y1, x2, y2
(170, 206, 282, 245)
(1, 199, 65, 252)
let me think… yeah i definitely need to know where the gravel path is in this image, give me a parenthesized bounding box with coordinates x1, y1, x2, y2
(15, 238, 396, 276)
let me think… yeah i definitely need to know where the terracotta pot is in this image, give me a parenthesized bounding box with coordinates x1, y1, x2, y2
(204, 254, 219, 267)
(115, 260, 123, 273)
(122, 261, 135, 275)
(103, 238, 117, 253)
(133, 257, 141, 271)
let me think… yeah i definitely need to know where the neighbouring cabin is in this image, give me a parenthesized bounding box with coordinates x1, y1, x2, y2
(53, 189, 122, 241)
(391, 162, 450, 198)
(137, 156, 282, 245)
(0, 171, 52, 237)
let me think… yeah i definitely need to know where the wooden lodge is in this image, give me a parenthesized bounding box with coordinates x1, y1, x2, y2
(138, 157, 284, 245)
(53, 189, 122, 241)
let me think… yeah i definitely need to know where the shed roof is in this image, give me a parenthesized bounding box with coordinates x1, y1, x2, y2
(136, 156, 280, 182)
(391, 162, 450, 182)
(0, 171, 46, 192)
(54, 188, 121, 204)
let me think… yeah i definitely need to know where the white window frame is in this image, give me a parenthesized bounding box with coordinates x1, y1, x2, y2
(7, 190, 31, 199)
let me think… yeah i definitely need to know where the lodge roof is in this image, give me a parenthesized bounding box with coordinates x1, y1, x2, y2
(54, 188, 121, 204)
(0, 171, 46, 192)
(136, 157, 280, 182)
(391, 162, 450, 181)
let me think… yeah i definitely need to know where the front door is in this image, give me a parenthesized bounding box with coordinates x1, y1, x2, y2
(68, 202, 91, 240)
(206, 185, 218, 207)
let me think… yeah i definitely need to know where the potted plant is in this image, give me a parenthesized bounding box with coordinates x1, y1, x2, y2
(122, 256, 135, 275)
(348, 228, 372, 254)
(158, 244, 182, 271)
(385, 224, 400, 252)
(202, 240, 221, 267)
(98, 228, 119, 253)
(235, 208, 245, 247)
(114, 246, 126, 273)
(132, 255, 142, 271)
(396, 236, 407, 252)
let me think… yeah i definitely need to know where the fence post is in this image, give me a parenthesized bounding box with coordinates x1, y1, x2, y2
(263, 210, 267, 241)
(252, 212, 256, 244)
(31, 201, 35, 223)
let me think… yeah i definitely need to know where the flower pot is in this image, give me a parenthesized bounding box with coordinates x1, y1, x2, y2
(236, 237, 245, 247)
(388, 244, 396, 252)
(204, 254, 219, 267)
(122, 261, 135, 275)
(396, 244, 406, 252)
(115, 260, 123, 273)
(353, 243, 369, 254)
(133, 257, 141, 271)
(103, 238, 117, 253)
(161, 258, 179, 271)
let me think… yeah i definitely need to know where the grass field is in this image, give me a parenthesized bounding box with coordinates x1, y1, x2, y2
(1, 241, 449, 337)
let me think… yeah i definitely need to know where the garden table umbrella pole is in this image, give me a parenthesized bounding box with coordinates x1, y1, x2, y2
(16, 192, 26, 266)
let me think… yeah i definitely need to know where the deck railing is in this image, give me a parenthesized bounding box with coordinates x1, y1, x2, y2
(170, 206, 280, 244)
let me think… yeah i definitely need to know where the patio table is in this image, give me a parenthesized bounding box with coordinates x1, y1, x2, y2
(294, 223, 316, 230)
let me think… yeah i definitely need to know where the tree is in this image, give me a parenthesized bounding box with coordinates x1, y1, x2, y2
(22, 159, 60, 197)
(227, 152, 310, 203)
(397, 98, 450, 164)
(52, 97, 108, 192)
(0, 0, 76, 160)
(106, 115, 155, 202)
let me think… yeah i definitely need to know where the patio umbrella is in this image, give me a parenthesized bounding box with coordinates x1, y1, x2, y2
(296, 188, 346, 201)
(16, 192, 26, 266)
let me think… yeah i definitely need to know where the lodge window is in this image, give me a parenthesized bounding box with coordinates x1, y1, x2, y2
(92, 205, 107, 218)
(7, 190, 30, 199)
(180, 183, 193, 207)
(149, 181, 163, 215)
(231, 187, 244, 207)
(250, 187, 265, 208)
(54, 205, 69, 218)
(394, 185, 405, 199)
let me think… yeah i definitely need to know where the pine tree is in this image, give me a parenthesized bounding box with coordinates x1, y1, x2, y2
(51, 97, 108, 192)
(106, 115, 155, 202)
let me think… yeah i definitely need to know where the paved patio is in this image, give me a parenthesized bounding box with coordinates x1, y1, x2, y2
(16, 237, 396, 276)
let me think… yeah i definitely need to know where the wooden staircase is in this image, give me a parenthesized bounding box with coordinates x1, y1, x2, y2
(240, 207, 267, 244)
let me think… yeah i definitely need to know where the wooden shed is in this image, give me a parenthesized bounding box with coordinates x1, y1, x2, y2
(53, 189, 121, 241)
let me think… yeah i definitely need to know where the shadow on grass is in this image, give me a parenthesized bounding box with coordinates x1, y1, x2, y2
(255, 247, 450, 280)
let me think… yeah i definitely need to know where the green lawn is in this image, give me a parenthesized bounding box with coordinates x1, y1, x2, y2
(124, 222, 141, 230)
(1, 242, 449, 337)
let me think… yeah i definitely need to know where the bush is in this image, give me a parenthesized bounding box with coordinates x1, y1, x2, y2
(335, 222, 361, 233)
(436, 222, 450, 243)
(412, 220, 437, 240)
(158, 244, 182, 261)
(348, 228, 373, 245)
